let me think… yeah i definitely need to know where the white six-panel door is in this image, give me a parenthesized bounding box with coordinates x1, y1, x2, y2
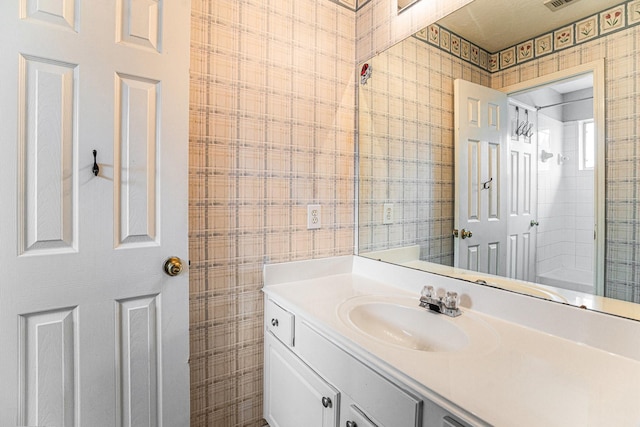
(506, 102, 538, 282)
(0, 1, 190, 426)
(454, 79, 508, 277)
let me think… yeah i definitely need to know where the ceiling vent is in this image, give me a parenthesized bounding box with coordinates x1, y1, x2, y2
(543, 0, 582, 12)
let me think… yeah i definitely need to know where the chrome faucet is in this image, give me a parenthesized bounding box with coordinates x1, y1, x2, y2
(419, 285, 462, 317)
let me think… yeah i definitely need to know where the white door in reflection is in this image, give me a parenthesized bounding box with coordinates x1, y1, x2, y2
(454, 79, 509, 277)
(506, 101, 538, 282)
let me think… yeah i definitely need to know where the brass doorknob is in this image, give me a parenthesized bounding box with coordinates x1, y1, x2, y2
(460, 229, 473, 239)
(164, 257, 183, 276)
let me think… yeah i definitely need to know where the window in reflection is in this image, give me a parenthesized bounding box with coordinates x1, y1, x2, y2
(580, 119, 595, 171)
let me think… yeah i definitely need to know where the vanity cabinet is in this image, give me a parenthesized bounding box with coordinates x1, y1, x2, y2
(264, 334, 339, 427)
(265, 299, 338, 427)
(264, 297, 475, 427)
(295, 319, 422, 426)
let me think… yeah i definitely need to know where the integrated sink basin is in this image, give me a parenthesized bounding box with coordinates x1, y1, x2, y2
(338, 295, 499, 355)
(347, 302, 468, 352)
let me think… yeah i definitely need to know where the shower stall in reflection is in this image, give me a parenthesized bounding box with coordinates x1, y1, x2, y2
(511, 74, 595, 294)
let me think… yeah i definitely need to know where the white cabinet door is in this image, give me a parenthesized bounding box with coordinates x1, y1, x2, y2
(0, 2, 190, 426)
(265, 334, 339, 427)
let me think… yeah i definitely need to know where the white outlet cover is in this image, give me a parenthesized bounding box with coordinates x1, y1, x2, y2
(307, 204, 321, 229)
(383, 203, 394, 224)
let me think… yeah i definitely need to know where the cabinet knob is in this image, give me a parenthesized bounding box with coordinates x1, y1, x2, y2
(271, 318, 279, 327)
(321, 396, 332, 408)
(346, 422, 357, 427)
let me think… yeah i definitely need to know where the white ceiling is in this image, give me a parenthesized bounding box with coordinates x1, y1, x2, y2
(437, 0, 622, 53)
(550, 73, 593, 94)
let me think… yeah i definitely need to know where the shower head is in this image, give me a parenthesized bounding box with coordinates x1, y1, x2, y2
(540, 150, 554, 162)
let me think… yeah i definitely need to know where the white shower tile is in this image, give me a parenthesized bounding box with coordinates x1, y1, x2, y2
(576, 229, 594, 243)
(577, 188, 594, 202)
(562, 254, 576, 269)
(575, 216, 594, 230)
(575, 255, 593, 272)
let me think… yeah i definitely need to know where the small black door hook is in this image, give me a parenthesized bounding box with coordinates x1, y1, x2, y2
(92, 150, 100, 176)
(481, 177, 492, 190)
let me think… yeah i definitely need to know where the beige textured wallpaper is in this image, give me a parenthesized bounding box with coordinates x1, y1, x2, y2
(358, 35, 490, 262)
(189, 0, 356, 425)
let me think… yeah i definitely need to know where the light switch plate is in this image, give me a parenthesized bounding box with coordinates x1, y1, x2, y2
(307, 204, 321, 229)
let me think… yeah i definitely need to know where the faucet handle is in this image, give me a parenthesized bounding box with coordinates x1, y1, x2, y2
(443, 291, 459, 310)
(420, 285, 435, 299)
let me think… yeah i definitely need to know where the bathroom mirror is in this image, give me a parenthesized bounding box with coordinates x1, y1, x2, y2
(397, 0, 421, 13)
(357, 0, 640, 320)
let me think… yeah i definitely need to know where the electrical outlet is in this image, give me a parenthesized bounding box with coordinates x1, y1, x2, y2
(383, 203, 394, 224)
(307, 204, 321, 229)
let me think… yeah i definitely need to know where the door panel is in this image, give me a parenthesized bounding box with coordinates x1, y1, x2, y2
(466, 246, 479, 271)
(507, 234, 518, 278)
(467, 140, 480, 221)
(487, 141, 500, 219)
(509, 151, 519, 216)
(21, 0, 77, 30)
(116, 0, 161, 51)
(19, 307, 77, 427)
(19, 55, 77, 254)
(523, 153, 532, 214)
(523, 233, 531, 279)
(117, 296, 160, 427)
(114, 74, 160, 246)
(488, 243, 499, 275)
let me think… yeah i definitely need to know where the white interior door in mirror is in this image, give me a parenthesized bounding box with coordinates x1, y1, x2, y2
(0, 1, 190, 426)
(454, 79, 508, 276)
(507, 102, 538, 282)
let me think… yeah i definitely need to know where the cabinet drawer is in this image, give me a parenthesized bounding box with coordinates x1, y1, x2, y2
(297, 320, 422, 427)
(347, 404, 378, 427)
(266, 299, 294, 347)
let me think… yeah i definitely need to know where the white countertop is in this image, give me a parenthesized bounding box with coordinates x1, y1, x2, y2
(263, 256, 640, 427)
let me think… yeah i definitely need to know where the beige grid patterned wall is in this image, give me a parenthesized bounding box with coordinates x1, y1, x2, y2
(189, 0, 356, 425)
(358, 36, 490, 262)
(491, 26, 640, 302)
